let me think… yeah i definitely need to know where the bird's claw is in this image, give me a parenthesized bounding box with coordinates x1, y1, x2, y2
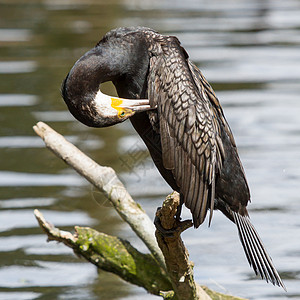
(154, 207, 193, 237)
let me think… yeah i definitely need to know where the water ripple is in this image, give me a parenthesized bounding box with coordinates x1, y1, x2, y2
(0, 136, 47, 148)
(0, 61, 37, 74)
(0, 209, 95, 233)
(0, 198, 56, 209)
(0, 94, 38, 107)
(0, 262, 96, 288)
(0, 29, 32, 42)
(33, 111, 75, 122)
(0, 171, 85, 187)
(0, 292, 40, 300)
(0, 135, 103, 149)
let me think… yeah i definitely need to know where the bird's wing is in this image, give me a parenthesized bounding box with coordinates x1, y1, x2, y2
(147, 37, 224, 227)
(186, 60, 285, 289)
(188, 60, 251, 211)
(187, 61, 236, 148)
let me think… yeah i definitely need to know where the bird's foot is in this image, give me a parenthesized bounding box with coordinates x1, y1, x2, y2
(154, 207, 193, 238)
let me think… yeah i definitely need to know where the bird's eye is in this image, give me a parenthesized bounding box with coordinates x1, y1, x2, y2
(120, 111, 125, 117)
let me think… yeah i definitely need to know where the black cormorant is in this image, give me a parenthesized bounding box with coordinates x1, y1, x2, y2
(62, 27, 285, 289)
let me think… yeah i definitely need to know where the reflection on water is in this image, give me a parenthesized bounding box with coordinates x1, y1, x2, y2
(0, 29, 32, 42)
(0, 61, 37, 74)
(0, 0, 300, 299)
(0, 94, 38, 107)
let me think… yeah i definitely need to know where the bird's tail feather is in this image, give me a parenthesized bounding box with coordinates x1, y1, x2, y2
(232, 211, 286, 291)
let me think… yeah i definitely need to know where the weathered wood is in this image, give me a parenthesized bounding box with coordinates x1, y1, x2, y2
(34, 209, 172, 295)
(33, 121, 166, 271)
(34, 209, 246, 300)
(155, 192, 211, 300)
(33, 121, 247, 300)
(202, 287, 247, 300)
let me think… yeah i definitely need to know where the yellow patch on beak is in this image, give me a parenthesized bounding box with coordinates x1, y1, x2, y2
(111, 97, 123, 108)
(110, 97, 133, 118)
(111, 97, 124, 117)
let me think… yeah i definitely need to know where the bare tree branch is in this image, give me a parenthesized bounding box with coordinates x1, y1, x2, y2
(33, 121, 166, 271)
(155, 192, 211, 300)
(34, 209, 172, 296)
(34, 209, 246, 300)
(33, 122, 247, 300)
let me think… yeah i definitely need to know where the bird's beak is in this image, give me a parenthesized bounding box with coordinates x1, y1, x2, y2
(94, 90, 156, 119)
(111, 97, 154, 112)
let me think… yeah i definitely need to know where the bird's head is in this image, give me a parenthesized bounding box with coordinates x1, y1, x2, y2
(61, 27, 156, 128)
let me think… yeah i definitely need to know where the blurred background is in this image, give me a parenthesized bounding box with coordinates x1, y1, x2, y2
(1, 0, 300, 299)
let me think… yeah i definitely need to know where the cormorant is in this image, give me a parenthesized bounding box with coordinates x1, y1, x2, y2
(61, 27, 285, 289)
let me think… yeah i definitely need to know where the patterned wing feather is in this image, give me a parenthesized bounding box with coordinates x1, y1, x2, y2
(147, 37, 223, 227)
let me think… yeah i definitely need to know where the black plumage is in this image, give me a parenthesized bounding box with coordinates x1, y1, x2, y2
(61, 27, 285, 290)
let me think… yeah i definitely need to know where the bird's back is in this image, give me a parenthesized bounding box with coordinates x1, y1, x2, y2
(188, 61, 250, 218)
(145, 32, 284, 288)
(147, 33, 250, 226)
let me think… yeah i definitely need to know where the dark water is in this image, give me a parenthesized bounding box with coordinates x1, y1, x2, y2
(1, 0, 300, 299)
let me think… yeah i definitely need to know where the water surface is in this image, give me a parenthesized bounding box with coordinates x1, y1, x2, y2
(1, 0, 300, 299)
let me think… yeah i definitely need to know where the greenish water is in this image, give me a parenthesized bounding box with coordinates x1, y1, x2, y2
(1, 0, 300, 299)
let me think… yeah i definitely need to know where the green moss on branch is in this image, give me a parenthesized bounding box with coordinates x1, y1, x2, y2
(34, 209, 246, 300)
(33, 123, 248, 300)
(75, 227, 172, 295)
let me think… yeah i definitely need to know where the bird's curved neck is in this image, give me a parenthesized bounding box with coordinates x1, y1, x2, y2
(61, 36, 151, 127)
(63, 37, 150, 105)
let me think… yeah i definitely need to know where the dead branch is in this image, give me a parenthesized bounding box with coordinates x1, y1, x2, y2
(34, 209, 172, 295)
(155, 192, 211, 300)
(33, 121, 165, 271)
(33, 122, 247, 300)
(34, 208, 246, 300)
